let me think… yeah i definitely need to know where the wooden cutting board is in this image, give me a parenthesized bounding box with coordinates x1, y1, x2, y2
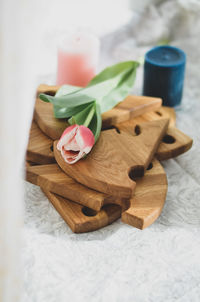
(115, 115, 193, 161)
(34, 83, 192, 161)
(54, 118, 169, 197)
(26, 120, 192, 214)
(35, 84, 162, 140)
(43, 189, 122, 233)
(26, 121, 55, 164)
(26, 158, 168, 232)
(25, 87, 193, 232)
(26, 163, 130, 211)
(122, 158, 167, 229)
(26, 162, 122, 233)
(25, 123, 170, 232)
(156, 126, 193, 160)
(26, 102, 193, 233)
(27, 112, 192, 165)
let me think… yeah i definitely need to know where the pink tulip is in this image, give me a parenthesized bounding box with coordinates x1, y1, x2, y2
(57, 124, 95, 164)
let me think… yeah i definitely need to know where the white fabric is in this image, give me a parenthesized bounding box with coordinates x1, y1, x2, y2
(23, 1, 200, 301)
(0, 1, 38, 301)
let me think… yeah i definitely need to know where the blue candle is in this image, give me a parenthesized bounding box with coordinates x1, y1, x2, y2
(143, 45, 186, 107)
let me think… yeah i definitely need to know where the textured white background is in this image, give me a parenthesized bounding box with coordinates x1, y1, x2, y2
(22, 1, 200, 301)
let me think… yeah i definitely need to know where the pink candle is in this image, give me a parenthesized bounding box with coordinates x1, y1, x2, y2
(56, 32, 100, 87)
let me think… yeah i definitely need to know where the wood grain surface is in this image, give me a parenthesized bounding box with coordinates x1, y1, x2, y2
(30, 106, 192, 165)
(54, 119, 169, 197)
(35, 84, 162, 140)
(42, 189, 122, 233)
(26, 121, 55, 164)
(156, 126, 193, 160)
(116, 114, 193, 161)
(35, 83, 192, 163)
(122, 159, 168, 229)
(23, 85, 193, 232)
(26, 161, 122, 233)
(25, 159, 167, 232)
(26, 163, 130, 211)
(36, 84, 59, 96)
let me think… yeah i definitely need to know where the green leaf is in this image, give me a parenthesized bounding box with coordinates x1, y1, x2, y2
(53, 103, 91, 119)
(55, 84, 81, 97)
(157, 39, 170, 46)
(39, 92, 95, 108)
(89, 103, 102, 142)
(39, 60, 139, 144)
(67, 101, 101, 142)
(39, 60, 139, 115)
(88, 61, 138, 85)
(68, 102, 96, 127)
(99, 64, 138, 112)
(75, 61, 139, 113)
(39, 93, 52, 103)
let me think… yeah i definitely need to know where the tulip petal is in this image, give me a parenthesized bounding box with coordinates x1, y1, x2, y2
(57, 124, 95, 164)
(61, 146, 85, 164)
(76, 126, 95, 154)
(57, 124, 78, 151)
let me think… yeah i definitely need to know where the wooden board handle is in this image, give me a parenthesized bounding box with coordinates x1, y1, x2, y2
(156, 127, 193, 160)
(121, 159, 168, 229)
(36, 84, 59, 97)
(26, 162, 130, 212)
(26, 161, 122, 233)
(42, 189, 122, 233)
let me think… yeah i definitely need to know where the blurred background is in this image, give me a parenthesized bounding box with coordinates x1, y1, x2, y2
(0, 0, 200, 301)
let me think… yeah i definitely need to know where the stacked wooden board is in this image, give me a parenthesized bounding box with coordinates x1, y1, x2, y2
(26, 84, 193, 232)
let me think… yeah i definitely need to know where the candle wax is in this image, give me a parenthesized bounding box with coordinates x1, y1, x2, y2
(57, 51, 96, 87)
(56, 32, 100, 87)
